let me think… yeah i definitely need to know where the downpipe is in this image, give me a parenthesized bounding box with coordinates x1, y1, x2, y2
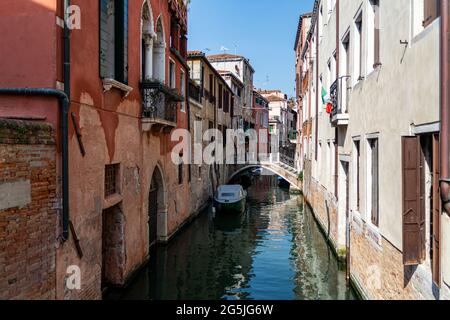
(0, 88, 70, 241)
(440, 0, 450, 216)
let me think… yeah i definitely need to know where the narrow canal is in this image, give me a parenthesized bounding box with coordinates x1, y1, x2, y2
(106, 175, 356, 300)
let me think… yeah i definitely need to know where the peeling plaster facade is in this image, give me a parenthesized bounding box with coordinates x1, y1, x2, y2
(0, 0, 191, 299)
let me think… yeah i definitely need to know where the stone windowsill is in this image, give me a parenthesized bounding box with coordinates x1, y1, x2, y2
(102, 78, 133, 97)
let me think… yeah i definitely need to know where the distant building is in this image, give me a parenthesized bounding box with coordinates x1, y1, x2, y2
(253, 90, 270, 157)
(294, 12, 313, 171)
(207, 54, 255, 130)
(187, 51, 234, 212)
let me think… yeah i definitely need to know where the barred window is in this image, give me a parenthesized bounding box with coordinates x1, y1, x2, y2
(105, 164, 119, 197)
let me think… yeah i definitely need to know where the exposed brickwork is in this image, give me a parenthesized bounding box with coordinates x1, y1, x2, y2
(0, 119, 57, 300)
(350, 217, 450, 300)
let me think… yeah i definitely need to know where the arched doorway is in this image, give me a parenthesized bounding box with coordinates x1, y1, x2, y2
(148, 165, 167, 247)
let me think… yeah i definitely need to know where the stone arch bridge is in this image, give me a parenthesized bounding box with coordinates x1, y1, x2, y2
(228, 155, 302, 192)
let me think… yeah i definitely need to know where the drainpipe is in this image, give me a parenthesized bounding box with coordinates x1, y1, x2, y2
(441, 0, 450, 216)
(0, 0, 72, 241)
(335, 0, 340, 201)
(315, 3, 320, 162)
(0, 88, 70, 241)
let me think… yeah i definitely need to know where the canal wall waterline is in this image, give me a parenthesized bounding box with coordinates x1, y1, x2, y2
(303, 194, 365, 300)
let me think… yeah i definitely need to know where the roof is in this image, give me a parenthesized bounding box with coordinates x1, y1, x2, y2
(187, 50, 235, 93)
(207, 54, 255, 73)
(265, 95, 286, 102)
(207, 54, 244, 61)
(188, 50, 204, 56)
(258, 89, 282, 94)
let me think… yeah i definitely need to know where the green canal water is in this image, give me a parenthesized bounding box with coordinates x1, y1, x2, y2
(106, 175, 356, 300)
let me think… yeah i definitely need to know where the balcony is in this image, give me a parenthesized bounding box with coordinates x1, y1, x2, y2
(330, 78, 350, 127)
(140, 80, 184, 132)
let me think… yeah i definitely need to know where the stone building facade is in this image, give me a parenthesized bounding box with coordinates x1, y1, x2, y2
(0, 0, 191, 300)
(207, 54, 255, 130)
(187, 51, 235, 214)
(298, 0, 450, 299)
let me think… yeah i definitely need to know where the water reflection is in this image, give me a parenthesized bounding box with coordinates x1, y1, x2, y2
(106, 176, 355, 300)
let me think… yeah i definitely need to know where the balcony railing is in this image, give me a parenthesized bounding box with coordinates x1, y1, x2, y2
(330, 77, 350, 126)
(140, 80, 184, 129)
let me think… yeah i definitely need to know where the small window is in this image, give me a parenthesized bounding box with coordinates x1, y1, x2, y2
(368, 138, 379, 226)
(169, 60, 176, 88)
(178, 163, 183, 185)
(105, 164, 120, 197)
(180, 71, 186, 111)
(353, 140, 361, 212)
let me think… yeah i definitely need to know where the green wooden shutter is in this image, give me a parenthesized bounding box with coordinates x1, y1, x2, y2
(99, 0, 109, 78)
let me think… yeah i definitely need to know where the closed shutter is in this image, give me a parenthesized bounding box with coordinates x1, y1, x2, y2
(432, 134, 441, 285)
(99, 0, 109, 78)
(423, 0, 441, 28)
(402, 136, 426, 265)
(115, 0, 128, 84)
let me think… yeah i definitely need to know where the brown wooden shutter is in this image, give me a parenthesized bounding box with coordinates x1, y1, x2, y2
(402, 136, 426, 265)
(423, 0, 441, 28)
(432, 133, 441, 285)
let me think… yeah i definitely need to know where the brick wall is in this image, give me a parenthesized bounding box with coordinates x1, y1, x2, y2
(0, 119, 57, 300)
(349, 215, 450, 300)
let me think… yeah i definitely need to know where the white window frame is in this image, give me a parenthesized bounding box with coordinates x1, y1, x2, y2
(352, 136, 362, 215)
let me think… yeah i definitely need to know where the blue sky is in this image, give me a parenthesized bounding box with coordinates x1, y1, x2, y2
(188, 0, 315, 97)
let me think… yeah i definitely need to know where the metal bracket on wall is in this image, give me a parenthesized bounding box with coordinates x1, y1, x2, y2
(69, 220, 83, 259)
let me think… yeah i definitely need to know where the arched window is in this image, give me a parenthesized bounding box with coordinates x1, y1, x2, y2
(153, 18, 166, 83)
(141, 1, 155, 80)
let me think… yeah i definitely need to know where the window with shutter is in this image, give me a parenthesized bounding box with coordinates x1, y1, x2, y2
(99, 0, 128, 84)
(402, 136, 426, 265)
(423, 0, 441, 28)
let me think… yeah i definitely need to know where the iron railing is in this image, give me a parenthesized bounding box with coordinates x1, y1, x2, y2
(330, 76, 351, 119)
(140, 80, 184, 124)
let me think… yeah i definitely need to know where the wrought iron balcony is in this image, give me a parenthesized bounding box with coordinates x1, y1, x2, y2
(330, 77, 350, 127)
(140, 80, 184, 131)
